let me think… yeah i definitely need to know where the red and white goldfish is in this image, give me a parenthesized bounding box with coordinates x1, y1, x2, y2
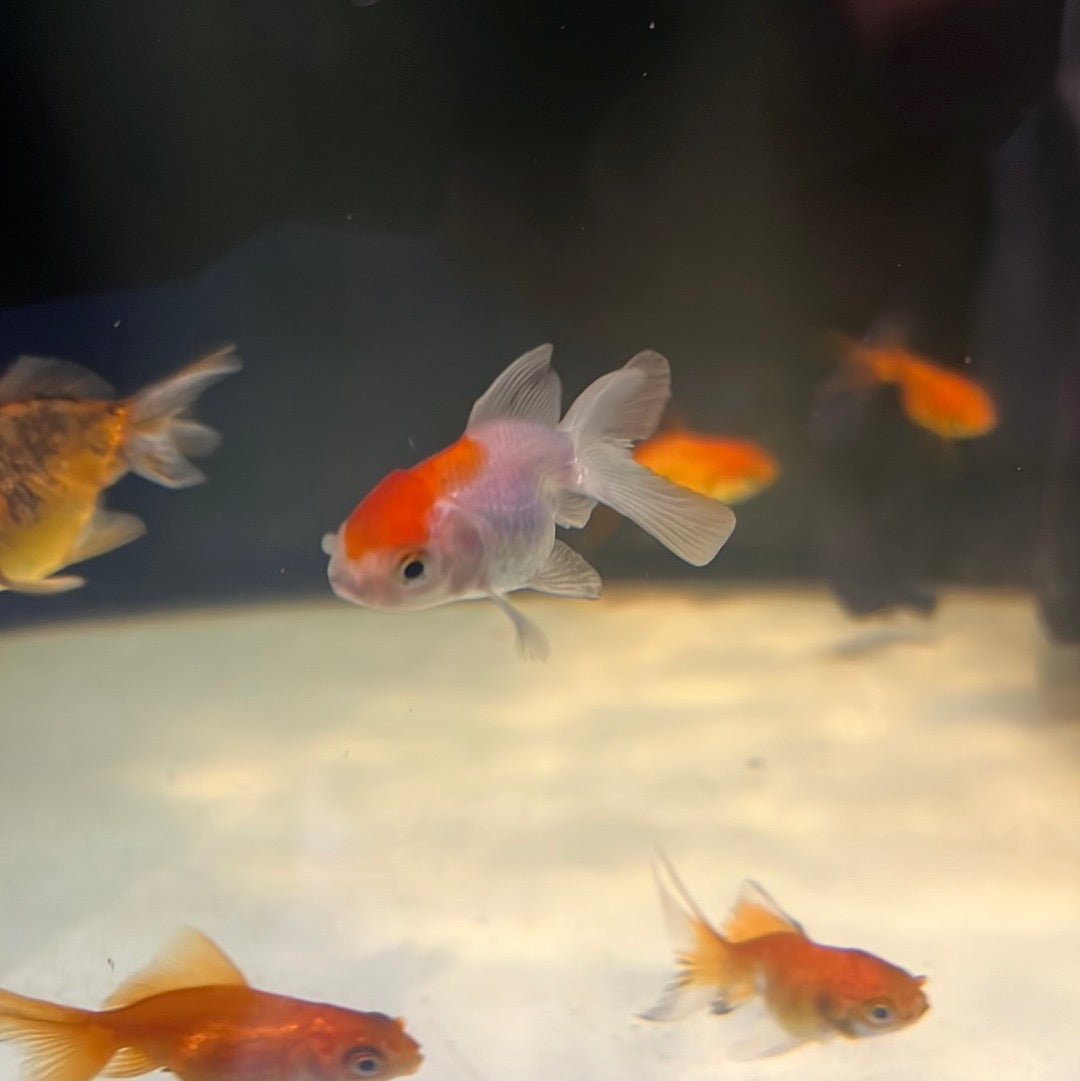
(642, 854, 929, 1059)
(632, 430, 779, 504)
(827, 333, 997, 439)
(0, 346, 240, 594)
(0, 928, 423, 1081)
(323, 344, 736, 658)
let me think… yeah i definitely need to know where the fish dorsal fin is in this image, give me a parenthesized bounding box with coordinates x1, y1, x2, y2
(466, 344, 561, 429)
(722, 881, 804, 943)
(0, 356, 114, 403)
(102, 929, 248, 1009)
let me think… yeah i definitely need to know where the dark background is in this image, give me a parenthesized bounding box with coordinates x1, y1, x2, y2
(1, 0, 1077, 634)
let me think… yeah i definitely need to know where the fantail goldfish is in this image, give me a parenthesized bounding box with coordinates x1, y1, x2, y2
(632, 430, 780, 504)
(323, 344, 736, 658)
(0, 346, 240, 594)
(642, 854, 929, 1059)
(0, 928, 423, 1081)
(827, 333, 997, 439)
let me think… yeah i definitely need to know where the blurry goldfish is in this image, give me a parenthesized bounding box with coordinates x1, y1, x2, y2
(323, 344, 736, 658)
(0, 928, 423, 1081)
(632, 430, 779, 504)
(642, 853, 929, 1059)
(827, 332, 997, 439)
(0, 346, 240, 594)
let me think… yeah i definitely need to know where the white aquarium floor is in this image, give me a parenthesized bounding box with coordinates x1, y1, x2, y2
(0, 587, 1078, 1081)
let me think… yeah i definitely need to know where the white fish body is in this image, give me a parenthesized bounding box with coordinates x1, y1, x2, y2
(324, 344, 736, 657)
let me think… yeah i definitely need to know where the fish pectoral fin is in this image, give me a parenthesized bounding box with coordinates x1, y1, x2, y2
(525, 541, 601, 599)
(102, 1047, 158, 1078)
(488, 594, 550, 661)
(725, 999, 816, 1061)
(0, 571, 86, 595)
(466, 344, 561, 429)
(102, 928, 248, 1009)
(68, 510, 146, 565)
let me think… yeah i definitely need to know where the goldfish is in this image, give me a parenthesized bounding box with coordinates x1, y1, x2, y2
(642, 853, 929, 1059)
(0, 928, 423, 1081)
(323, 344, 736, 658)
(0, 346, 240, 594)
(827, 333, 997, 439)
(632, 430, 779, 504)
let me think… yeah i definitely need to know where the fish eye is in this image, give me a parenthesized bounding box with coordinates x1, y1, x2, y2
(344, 1047, 384, 1077)
(396, 551, 428, 585)
(866, 1002, 894, 1025)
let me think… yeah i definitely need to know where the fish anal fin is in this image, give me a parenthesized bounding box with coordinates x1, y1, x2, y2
(68, 510, 146, 566)
(102, 928, 248, 1009)
(554, 490, 596, 529)
(526, 541, 601, 599)
(102, 1047, 158, 1078)
(467, 344, 561, 429)
(0, 356, 114, 404)
(0, 572, 85, 595)
(722, 880, 804, 943)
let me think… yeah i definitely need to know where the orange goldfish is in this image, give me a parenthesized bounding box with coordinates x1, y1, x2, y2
(828, 333, 997, 439)
(632, 430, 780, 504)
(0, 928, 423, 1081)
(0, 346, 240, 594)
(323, 344, 736, 658)
(642, 854, 929, 1059)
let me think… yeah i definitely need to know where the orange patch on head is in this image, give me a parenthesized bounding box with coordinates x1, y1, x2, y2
(343, 470, 435, 559)
(341, 437, 487, 560)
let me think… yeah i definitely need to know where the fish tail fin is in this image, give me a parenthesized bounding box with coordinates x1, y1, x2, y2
(641, 851, 744, 1022)
(813, 333, 889, 444)
(0, 989, 117, 1081)
(559, 351, 735, 564)
(124, 345, 241, 488)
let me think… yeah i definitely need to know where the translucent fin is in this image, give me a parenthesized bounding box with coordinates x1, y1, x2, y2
(559, 350, 670, 445)
(102, 1047, 158, 1078)
(67, 509, 146, 566)
(525, 541, 601, 599)
(0, 356, 114, 404)
(641, 852, 752, 1023)
(726, 998, 813, 1060)
(558, 351, 736, 564)
(722, 881, 804, 943)
(466, 344, 561, 429)
(0, 989, 114, 1081)
(488, 594, 549, 661)
(102, 928, 247, 1009)
(554, 490, 597, 529)
(0, 572, 85, 595)
(123, 346, 240, 488)
(578, 444, 736, 566)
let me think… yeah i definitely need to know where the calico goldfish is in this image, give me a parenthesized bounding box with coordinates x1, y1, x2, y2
(0, 928, 423, 1081)
(323, 344, 736, 658)
(828, 333, 997, 439)
(0, 346, 240, 594)
(632, 430, 779, 504)
(642, 854, 929, 1059)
